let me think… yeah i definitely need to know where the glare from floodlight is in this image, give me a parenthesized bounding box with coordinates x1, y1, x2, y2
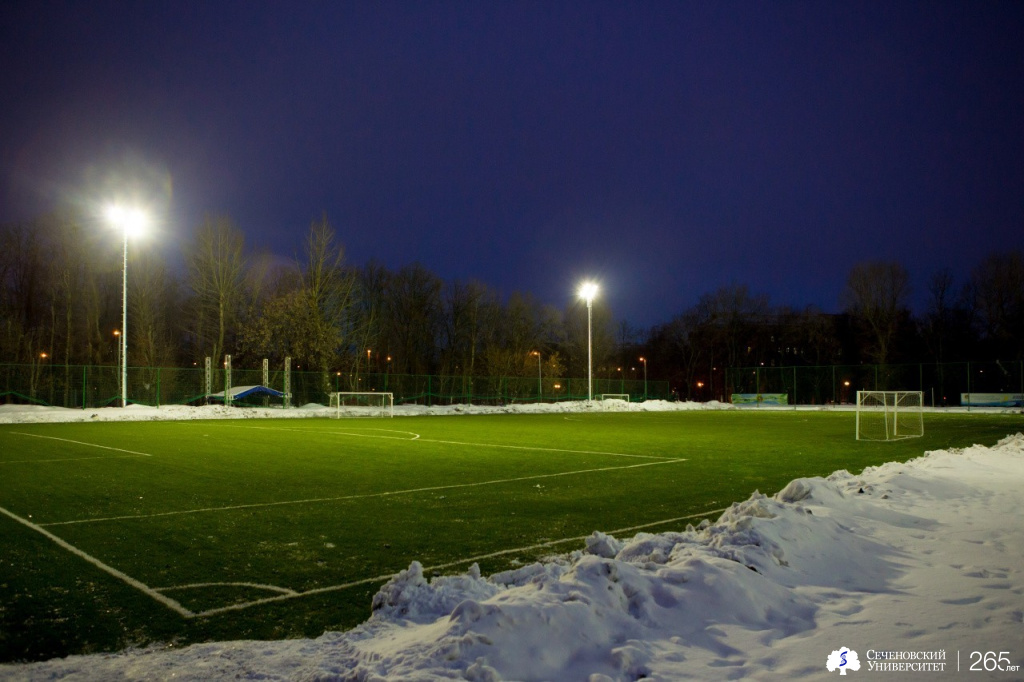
(105, 204, 149, 238)
(578, 281, 598, 303)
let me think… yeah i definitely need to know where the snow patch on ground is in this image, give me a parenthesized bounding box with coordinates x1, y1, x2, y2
(0, 399, 726, 424)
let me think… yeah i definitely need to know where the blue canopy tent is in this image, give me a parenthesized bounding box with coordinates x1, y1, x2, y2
(207, 385, 285, 404)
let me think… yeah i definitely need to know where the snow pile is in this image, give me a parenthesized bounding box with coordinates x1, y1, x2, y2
(4, 434, 1024, 680)
(0, 399, 726, 424)
(401, 398, 731, 417)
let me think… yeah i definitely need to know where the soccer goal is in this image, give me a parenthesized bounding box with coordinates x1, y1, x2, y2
(597, 394, 631, 403)
(329, 392, 394, 418)
(855, 391, 923, 441)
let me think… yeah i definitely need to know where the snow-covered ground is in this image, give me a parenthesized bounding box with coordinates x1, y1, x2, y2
(0, 398, 728, 424)
(1, 402, 1023, 680)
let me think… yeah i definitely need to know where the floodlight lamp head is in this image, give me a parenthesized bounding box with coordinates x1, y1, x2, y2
(578, 281, 598, 304)
(105, 204, 149, 238)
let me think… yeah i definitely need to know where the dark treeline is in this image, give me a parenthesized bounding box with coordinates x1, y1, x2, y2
(2, 211, 1023, 398)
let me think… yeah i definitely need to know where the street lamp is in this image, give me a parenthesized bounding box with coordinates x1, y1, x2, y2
(578, 281, 598, 401)
(531, 351, 542, 400)
(105, 205, 147, 407)
(112, 330, 121, 395)
(639, 356, 648, 400)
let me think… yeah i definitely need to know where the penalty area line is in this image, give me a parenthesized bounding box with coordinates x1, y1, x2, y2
(8, 432, 155, 459)
(0, 504, 194, 618)
(191, 507, 729, 618)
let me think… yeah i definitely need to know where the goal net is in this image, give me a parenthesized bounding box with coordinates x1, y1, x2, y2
(855, 391, 923, 441)
(597, 394, 630, 403)
(329, 392, 394, 418)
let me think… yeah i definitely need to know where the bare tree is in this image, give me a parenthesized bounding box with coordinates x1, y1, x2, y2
(186, 216, 246, 363)
(696, 284, 771, 370)
(970, 251, 1024, 359)
(300, 214, 356, 374)
(440, 279, 493, 381)
(383, 263, 444, 375)
(842, 261, 911, 366)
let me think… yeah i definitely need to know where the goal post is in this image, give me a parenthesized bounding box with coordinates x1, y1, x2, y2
(597, 394, 630, 402)
(329, 392, 394, 418)
(856, 391, 923, 441)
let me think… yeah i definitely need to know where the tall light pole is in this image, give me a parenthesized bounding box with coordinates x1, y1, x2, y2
(578, 282, 598, 401)
(105, 205, 147, 407)
(639, 356, 648, 400)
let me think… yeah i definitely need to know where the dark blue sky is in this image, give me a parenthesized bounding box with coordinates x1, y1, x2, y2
(3, 1, 1023, 327)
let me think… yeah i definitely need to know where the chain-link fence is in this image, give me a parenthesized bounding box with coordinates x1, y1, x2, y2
(725, 361, 1024, 407)
(6, 361, 1020, 409)
(0, 362, 671, 409)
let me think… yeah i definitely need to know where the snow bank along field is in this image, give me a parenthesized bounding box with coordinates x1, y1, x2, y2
(1, 401, 1023, 680)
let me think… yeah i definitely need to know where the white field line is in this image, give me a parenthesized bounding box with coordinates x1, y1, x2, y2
(40, 458, 687, 527)
(191, 507, 730, 618)
(6, 432, 155, 460)
(222, 423, 672, 460)
(417, 437, 672, 460)
(157, 582, 298, 596)
(215, 423, 421, 442)
(1, 455, 152, 464)
(0, 504, 194, 618)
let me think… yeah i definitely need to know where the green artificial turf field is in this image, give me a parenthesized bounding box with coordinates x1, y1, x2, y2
(1, 410, 1021, 663)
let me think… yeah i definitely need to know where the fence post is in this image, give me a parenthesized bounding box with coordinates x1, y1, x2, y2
(284, 357, 291, 408)
(82, 365, 87, 409)
(204, 357, 212, 405)
(157, 367, 161, 408)
(966, 361, 971, 411)
(225, 355, 232, 407)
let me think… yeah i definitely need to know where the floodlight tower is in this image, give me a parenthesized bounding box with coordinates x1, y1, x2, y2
(105, 205, 148, 407)
(578, 282, 598, 401)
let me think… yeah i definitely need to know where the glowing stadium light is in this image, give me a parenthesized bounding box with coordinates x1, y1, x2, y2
(578, 281, 598, 401)
(105, 204, 149, 407)
(578, 281, 598, 304)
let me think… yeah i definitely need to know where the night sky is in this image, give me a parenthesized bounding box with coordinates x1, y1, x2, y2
(3, 1, 1023, 327)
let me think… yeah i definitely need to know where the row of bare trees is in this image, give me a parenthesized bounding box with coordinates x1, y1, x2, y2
(644, 257, 1024, 399)
(0, 212, 613, 385)
(2, 211, 1021, 394)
